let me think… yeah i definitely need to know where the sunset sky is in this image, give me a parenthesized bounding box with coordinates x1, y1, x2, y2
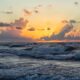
(0, 0, 80, 42)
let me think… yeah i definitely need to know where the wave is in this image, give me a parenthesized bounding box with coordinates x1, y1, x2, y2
(0, 42, 80, 61)
(0, 42, 80, 80)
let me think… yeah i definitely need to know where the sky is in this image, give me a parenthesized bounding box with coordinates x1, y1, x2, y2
(0, 0, 80, 42)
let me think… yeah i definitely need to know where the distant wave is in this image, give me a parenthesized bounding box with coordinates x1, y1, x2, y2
(0, 42, 80, 61)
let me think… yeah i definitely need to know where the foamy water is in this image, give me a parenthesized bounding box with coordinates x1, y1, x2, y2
(0, 42, 80, 80)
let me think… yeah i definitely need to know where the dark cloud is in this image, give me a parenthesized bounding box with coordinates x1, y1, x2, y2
(0, 23, 11, 27)
(0, 18, 28, 29)
(27, 27, 35, 31)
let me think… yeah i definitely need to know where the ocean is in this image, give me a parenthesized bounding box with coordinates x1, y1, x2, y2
(0, 42, 80, 80)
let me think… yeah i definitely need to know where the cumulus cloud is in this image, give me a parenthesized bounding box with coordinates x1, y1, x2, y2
(0, 18, 28, 29)
(52, 24, 73, 40)
(41, 19, 80, 40)
(0, 17, 33, 42)
(65, 29, 80, 40)
(12, 18, 28, 29)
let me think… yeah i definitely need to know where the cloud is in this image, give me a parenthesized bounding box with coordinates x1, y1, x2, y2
(41, 19, 79, 40)
(0, 17, 34, 42)
(69, 20, 76, 23)
(65, 29, 80, 40)
(0, 17, 32, 42)
(66, 36, 80, 40)
(0, 18, 28, 29)
(34, 10, 39, 13)
(0, 23, 11, 27)
(0, 29, 33, 42)
(24, 8, 39, 15)
(27, 27, 35, 31)
(34, 5, 42, 9)
(0, 11, 13, 14)
(74, 1, 79, 5)
(62, 19, 77, 24)
(62, 20, 68, 23)
(12, 18, 28, 29)
(47, 27, 51, 30)
(52, 24, 74, 40)
(23, 9, 32, 15)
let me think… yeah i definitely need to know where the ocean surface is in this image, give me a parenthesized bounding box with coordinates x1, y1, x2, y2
(0, 42, 80, 80)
